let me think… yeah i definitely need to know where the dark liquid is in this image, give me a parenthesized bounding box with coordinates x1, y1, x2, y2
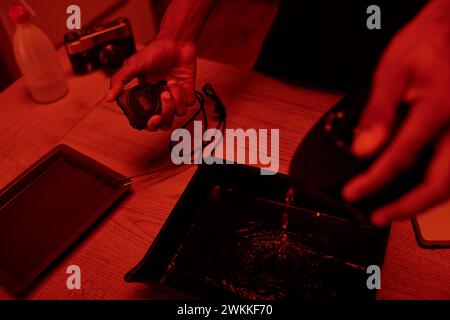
(164, 185, 369, 300)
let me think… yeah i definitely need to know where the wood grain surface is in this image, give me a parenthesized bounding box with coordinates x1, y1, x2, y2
(0, 51, 449, 300)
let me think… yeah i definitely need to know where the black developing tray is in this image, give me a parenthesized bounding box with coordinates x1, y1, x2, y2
(126, 164, 389, 300)
(0, 145, 130, 295)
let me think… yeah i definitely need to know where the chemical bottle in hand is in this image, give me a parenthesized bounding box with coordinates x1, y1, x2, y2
(9, 5, 68, 103)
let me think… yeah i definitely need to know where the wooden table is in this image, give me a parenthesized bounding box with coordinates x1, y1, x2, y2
(0, 53, 449, 300)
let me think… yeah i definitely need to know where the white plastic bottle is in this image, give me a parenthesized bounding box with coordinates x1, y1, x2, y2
(9, 5, 68, 103)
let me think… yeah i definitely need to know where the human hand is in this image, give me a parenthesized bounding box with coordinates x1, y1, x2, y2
(342, 3, 450, 226)
(107, 38, 197, 131)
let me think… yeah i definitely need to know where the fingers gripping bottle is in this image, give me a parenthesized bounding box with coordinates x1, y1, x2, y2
(9, 5, 69, 103)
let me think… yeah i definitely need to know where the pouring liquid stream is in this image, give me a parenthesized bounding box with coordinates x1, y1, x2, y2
(279, 186, 295, 259)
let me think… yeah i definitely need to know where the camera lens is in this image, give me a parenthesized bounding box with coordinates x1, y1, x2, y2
(100, 44, 125, 73)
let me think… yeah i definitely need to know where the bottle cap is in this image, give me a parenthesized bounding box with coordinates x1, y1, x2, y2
(8, 5, 31, 25)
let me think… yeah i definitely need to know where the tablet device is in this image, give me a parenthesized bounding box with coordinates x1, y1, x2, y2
(0, 145, 130, 294)
(413, 200, 450, 248)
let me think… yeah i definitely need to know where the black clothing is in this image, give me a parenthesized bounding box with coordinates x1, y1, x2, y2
(255, 0, 427, 91)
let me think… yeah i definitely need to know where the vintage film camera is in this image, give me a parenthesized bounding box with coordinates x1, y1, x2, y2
(64, 18, 136, 74)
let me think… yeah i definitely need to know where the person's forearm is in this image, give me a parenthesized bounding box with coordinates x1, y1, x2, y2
(156, 0, 217, 42)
